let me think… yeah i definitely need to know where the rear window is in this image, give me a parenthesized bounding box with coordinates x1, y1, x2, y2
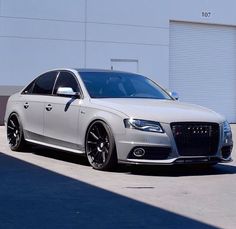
(31, 71, 58, 95)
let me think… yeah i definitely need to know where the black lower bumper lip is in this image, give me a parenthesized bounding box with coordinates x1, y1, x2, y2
(173, 157, 222, 165)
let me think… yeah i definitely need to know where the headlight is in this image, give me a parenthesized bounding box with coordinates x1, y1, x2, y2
(223, 121, 231, 133)
(124, 118, 164, 133)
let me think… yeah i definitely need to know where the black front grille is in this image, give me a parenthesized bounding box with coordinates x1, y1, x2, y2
(171, 122, 219, 156)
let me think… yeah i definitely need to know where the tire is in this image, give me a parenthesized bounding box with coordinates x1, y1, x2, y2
(7, 113, 27, 151)
(85, 120, 117, 171)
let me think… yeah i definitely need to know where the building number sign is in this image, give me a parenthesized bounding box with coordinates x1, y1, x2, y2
(202, 12, 211, 18)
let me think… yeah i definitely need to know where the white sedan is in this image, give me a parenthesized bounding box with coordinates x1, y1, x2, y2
(4, 68, 233, 170)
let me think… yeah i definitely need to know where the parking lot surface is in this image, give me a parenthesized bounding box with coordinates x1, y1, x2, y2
(0, 126, 236, 229)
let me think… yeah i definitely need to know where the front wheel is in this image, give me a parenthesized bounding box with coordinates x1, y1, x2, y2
(85, 120, 117, 171)
(7, 113, 26, 151)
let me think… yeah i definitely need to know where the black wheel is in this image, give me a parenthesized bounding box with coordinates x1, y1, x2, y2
(85, 120, 117, 170)
(7, 113, 26, 151)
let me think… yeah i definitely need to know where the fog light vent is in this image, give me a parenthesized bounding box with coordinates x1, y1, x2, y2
(128, 146, 171, 160)
(133, 148, 145, 157)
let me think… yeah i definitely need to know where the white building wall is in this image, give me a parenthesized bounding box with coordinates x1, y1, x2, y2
(83, 0, 170, 86)
(0, 0, 171, 87)
(1, 0, 236, 87)
(0, 0, 86, 86)
(170, 0, 236, 26)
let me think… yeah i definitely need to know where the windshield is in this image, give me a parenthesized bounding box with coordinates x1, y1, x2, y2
(79, 71, 172, 100)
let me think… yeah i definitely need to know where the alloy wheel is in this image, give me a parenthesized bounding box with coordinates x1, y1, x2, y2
(7, 114, 26, 151)
(86, 121, 117, 170)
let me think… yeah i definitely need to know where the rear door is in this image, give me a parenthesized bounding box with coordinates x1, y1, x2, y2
(43, 71, 82, 151)
(21, 71, 58, 141)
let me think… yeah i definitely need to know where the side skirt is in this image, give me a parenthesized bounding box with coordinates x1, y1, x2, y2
(25, 130, 85, 154)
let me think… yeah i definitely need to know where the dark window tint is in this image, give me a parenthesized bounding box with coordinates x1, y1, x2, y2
(79, 72, 172, 100)
(53, 71, 80, 94)
(32, 71, 58, 95)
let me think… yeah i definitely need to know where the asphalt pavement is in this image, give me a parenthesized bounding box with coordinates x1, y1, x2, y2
(0, 126, 236, 229)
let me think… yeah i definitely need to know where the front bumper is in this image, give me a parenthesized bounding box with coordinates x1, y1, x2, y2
(115, 122, 233, 165)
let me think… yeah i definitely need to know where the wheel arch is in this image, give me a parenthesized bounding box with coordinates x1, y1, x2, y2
(5, 98, 25, 129)
(84, 118, 116, 149)
(7, 111, 20, 125)
(7, 111, 25, 131)
(78, 108, 126, 150)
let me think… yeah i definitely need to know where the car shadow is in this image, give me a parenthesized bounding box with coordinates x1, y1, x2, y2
(123, 163, 236, 177)
(30, 144, 90, 167)
(26, 145, 236, 177)
(0, 152, 218, 229)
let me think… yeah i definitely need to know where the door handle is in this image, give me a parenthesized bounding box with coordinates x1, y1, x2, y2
(24, 102, 29, 109)
(45, 104, 52, 111)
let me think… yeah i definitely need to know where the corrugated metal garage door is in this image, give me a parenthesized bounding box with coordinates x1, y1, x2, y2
(169, 21, 236, 123)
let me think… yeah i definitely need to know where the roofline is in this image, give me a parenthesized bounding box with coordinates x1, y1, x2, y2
(42, 67, 140, 75)
(76, 68, 139, 75)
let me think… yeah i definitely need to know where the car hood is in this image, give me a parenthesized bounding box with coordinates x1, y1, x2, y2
(90, 98, 225, 124)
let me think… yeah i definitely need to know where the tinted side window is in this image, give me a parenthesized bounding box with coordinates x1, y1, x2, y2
(53, 72, 80, 94)
(32, 71, 58, 95)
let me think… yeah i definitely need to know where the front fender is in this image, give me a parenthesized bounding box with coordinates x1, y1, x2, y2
(77, 105, 127, 148)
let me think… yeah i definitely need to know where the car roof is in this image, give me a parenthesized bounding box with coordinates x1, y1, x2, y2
(45, 68, 142, 75)
(75, 68, 138, 75)
(44, 68, 145, 78)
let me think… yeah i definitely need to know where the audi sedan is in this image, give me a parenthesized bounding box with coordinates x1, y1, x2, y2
(4, 68, 233, 170)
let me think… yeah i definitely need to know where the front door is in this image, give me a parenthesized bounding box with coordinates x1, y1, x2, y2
(43, 71, 82, 151)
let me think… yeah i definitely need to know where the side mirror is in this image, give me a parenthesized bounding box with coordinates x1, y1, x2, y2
(56, 87, 81, 98)
(169, 91, 179, 100)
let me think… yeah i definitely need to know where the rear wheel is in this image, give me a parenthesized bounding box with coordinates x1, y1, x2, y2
(7, 113, 26, 151)
(85, 120, 117, 170)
